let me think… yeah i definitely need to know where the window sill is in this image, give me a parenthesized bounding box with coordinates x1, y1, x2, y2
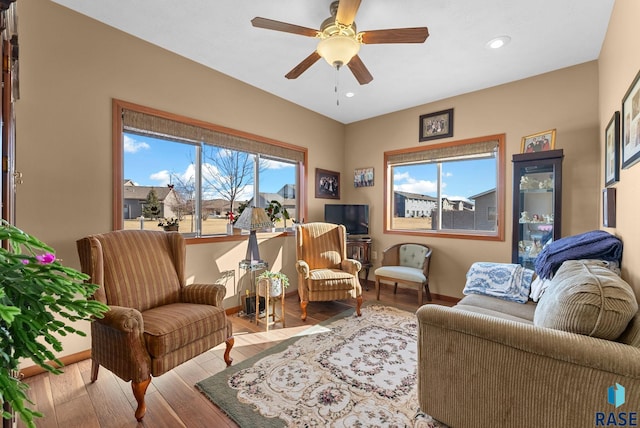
(185, 230, 294, 245)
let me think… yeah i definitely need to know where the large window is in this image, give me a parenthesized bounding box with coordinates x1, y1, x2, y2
(113, 100, 307, 236)
(384, 134, 505, 240)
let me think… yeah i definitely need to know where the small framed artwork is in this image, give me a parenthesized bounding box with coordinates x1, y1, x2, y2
(315, 168, 340, 199)
(622, 69, 640, 169)
(354, 167, 374, 188)
(603, 188, 616, 228)
(605, 111, 620, 186)
(419, 108, 453, 142)
(521, 129, 556, 153)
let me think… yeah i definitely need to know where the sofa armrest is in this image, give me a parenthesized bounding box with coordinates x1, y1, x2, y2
(417, 304, 640, 428)
(181, 283, 226, 307)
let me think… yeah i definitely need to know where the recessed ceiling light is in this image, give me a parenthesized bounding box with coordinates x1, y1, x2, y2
(486, 35, 511, 49)
(345, 92, 355, 98)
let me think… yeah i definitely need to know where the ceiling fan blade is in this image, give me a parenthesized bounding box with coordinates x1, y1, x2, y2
(361, 27, 429, 44)
(251, 17, 318, 37)
(347, 55, 373, 85)
(285, 51, 322, 79)
(336, 0, 361, 26)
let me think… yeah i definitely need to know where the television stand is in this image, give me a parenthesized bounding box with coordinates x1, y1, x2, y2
(346, 236, 372, 290)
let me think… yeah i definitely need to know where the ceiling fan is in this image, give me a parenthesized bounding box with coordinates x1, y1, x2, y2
(251, 0, 429, 85)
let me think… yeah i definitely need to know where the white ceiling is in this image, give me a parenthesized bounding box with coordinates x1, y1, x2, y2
(51, 0, 614, 124)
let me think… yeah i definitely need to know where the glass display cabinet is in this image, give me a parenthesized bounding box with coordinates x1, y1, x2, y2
(512, 149, 563, 269)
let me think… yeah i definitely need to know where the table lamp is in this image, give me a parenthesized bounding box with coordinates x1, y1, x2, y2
(234, 206, 273, 263)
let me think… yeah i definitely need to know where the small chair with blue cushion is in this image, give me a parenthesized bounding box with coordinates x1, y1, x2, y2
(375, 243, 432, 305)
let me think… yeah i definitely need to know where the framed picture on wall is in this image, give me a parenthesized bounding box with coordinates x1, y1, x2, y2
(419, 108, 453, 142)
(605, 111, 620, 186)
(622, 69, 640, 169)
(520, 129, 556, 153)
(354, 167, 374, 187)
(315, 168, 340, 199)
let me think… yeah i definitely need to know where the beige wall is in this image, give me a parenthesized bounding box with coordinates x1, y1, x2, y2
(599, 0, 640, 293)
(14, 0, 611, 361)
(15, 0, 343, 358)
(345, 62, 601, 298)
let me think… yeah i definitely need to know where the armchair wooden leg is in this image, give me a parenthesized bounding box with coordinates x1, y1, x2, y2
(356, 296, 363, 317)
(90, 359, 99, 383)
(375, 278, 381, 301)
(224, 336, 234, 366)
(132, 377, 151, 422)
(425, 281, 432, 301)
(300, 300, 308, 321)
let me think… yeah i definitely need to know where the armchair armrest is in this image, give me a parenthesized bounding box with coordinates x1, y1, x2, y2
(296, 260, 310, 279)
(181, 283, 226, 307)
(97, 305, 144, 333)
(91, 305, 151, 383)
(416, 304, 640, 428)
(341, 258, 362, 275)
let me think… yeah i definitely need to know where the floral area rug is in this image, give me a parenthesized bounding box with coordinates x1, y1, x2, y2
(196, 304, 447, 427)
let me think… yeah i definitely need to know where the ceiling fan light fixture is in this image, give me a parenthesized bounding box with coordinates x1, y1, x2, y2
(317, 35, 360, 68)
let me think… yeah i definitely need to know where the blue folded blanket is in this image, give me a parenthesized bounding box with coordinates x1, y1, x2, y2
(534, 230, 623, 279)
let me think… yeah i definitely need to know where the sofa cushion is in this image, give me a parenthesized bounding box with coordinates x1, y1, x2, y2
(618, 314, 640, 348)
(375, 266, 425, 283)
(463, 262, 534, 304)
(533, 260, 638, 340)
(457, 294, 537, 322)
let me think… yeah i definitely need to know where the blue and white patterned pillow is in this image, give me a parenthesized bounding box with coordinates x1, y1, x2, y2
(463, 262, 534, 304)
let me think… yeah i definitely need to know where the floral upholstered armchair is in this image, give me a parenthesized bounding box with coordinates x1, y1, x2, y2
(294, 222, 363, 321)
(76, 230, 233, 421)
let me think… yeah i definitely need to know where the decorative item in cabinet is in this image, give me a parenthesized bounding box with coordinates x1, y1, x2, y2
(346, 236, 373, 289)
(512, 149, 563, 270)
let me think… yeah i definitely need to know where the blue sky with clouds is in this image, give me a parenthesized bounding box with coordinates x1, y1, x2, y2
(124, 133, 295, 199)
(125, 133, 495, 202)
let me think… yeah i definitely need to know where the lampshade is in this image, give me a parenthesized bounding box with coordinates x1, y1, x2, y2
(234, 206, 273, 231)
(317, 35, 360, 68)
(234, 206, 273, 263)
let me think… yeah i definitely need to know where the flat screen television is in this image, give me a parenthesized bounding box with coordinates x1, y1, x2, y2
(324, 204, 369, 236)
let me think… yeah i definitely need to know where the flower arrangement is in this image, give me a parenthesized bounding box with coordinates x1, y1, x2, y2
(0, 220, 108, 427)
(265, 200, 290, 225)
(157, 218, 180, 230)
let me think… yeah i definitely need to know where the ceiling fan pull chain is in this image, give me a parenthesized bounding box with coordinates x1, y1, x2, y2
(335, 65, 340, 106)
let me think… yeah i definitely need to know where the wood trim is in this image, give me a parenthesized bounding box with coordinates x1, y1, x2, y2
(20, 350, 92, 378)
(111, 99, 308, 236)
(383, 133, 506, 242)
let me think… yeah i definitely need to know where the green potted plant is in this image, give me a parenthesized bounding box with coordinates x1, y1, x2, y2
(157, 217, 180, 231)
(256, 271, 290, 297)
(265, 200, 290, 230)
(0, 220, 108, 428)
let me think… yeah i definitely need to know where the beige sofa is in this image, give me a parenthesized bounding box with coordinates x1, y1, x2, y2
(417, 259, 640, 428)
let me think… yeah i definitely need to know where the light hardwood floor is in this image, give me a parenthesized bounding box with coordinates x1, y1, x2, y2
(16, 284, 454, 428)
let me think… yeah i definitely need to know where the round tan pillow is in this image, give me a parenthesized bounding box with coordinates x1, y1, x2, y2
(533, 259, 638, 339)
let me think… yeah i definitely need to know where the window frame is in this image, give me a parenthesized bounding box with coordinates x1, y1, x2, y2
(383, 134, 505, 241)
(112, 99, 308, 241)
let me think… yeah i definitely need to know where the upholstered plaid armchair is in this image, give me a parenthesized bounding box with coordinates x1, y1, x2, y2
(295, 222, 363, 321)
(76, 230, 233, 421)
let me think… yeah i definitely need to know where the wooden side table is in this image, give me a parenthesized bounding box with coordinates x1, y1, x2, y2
(255, 277, 286, 331)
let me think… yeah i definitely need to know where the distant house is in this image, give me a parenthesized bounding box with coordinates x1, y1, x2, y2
(246, 184, 297, 222)
(442, 197, 474, 211)
(394, 191, 437, 218)
(123, 180, 181, 219)
(469, 188, 496, 231)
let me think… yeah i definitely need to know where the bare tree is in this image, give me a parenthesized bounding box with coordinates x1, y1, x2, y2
(202, 147, 267, 213)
